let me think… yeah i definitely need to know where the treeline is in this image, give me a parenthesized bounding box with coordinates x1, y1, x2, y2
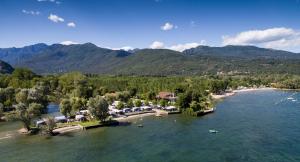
(1, 68, 300, 130)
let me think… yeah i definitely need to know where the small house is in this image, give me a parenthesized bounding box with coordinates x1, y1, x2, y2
(157, 92, 177, 103)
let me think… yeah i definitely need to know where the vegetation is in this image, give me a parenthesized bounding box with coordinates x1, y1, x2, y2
(43, 116, 56, 135)
(0, 67, 300, 133)
(87, 96, 109, 122)
(0, 60, 14, 74)
(1, 43, 300, 75)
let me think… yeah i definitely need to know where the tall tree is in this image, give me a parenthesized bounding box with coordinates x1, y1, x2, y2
(87, 96, 109, 122)
(43, 116, 57, 135)
(59, 99, 72, 117)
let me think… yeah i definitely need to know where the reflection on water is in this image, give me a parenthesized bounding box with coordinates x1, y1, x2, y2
(0, 90, 300, 162)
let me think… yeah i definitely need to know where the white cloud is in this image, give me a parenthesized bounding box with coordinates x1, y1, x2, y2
(222, 27, 300, 51)
(168, 41, 206, 52)
(149, 41, 206, 51)
(111, 46, 134, 51)
(67, 22, 76, 27)
(150, 41, 165, 49)
(222, 27, 295, 45)
(161, 22, 175, 31)
(48, 14, 64, 23)
(37, 0, 60, 4)
(60, 41, 78, 45)
(264, 38, 300, 49)
(22, 9, 40, 15)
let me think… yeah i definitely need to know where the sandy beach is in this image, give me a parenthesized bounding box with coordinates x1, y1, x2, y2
(211, 87, 276, 99)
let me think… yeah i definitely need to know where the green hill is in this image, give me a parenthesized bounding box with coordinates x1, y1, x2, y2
(1, 43, 300, 75)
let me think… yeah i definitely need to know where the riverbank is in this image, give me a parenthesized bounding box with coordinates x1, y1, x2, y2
(211, 87, 276, 99)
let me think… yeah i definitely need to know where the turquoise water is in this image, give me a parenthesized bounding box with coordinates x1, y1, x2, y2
(0, 90, 300, 162)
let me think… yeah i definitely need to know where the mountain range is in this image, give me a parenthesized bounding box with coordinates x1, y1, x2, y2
(0, 43, 300, 75)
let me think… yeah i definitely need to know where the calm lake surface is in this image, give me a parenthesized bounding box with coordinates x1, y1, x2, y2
(1, 90, 300, 162)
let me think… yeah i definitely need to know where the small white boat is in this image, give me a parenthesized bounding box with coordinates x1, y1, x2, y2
(137, 124, 143, 128)
(287, 97, 294, 100)
(292, 99, 297, 102)
(209, 129, 218, 133)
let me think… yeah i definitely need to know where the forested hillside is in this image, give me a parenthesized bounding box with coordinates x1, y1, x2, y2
(1, 43, 300, 75)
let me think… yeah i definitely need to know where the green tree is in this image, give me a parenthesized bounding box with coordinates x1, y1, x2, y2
(127, 99, 134, 108)
(116, 101, 125, 109)
(160, 99, 167, 107)
(0, 103, 3, 117)
(146, 91, 156, 100)
(59, 99, 72, 117)
(134, 99, 142, 107)
(190, 101, 201, 112)
(87, 96, 109, 122)
(11, 103, 42, 131)
(16, 89, 29, 104)
(70, 97, 86, 113)
(144, 100, 150, 106)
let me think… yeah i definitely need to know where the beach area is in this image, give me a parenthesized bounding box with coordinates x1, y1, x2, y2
(211, 87, 276, 99)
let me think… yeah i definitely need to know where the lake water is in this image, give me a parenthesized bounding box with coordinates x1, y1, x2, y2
(0, 90, 300, 162)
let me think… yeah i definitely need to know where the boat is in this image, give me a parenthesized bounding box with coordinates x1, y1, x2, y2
(137, 124, 143, 128)
(209, 129, 218, 133)
(287, 97, 294, 100)
(292, 99, 297, 102)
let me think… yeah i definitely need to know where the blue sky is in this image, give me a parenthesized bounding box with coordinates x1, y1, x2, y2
(1, 0, 300, 52)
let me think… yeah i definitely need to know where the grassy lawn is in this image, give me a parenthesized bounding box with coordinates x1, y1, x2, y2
(56, 122, 81, 128)
(79, 120, 100, 127)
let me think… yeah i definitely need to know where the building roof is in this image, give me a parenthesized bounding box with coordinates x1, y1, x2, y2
(157, 91, 177, 100)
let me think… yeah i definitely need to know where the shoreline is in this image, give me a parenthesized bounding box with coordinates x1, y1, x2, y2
(211, 87, 276, 99)
(114, 112, 156, 122)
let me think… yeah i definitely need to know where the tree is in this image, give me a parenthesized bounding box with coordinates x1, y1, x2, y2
(59, 72, 87, 94)
(11, 103, 41, 131)
(134, 99, 142, 107)
(16, 89, 29, 104)
(116, 101, 124, 109)
(87, 96, 109, 122)
(117, 91, 131, 102)
(127, 99, 134, 108)
(176, 92, 192, 110)
(210, 80, 229, 94)
(70, 97, 86, 113)
(9, 68, 37, 88)
(129, 87, 137, 97)
(0, 103, 3, 117)
(146, 91, 156, 100)
(10, 89, 45, 131)
(43, 116, 57, 135)
(160, 99, 167, 107)
(190, 101, 201, 112)
(144, 100, 150, 106)
(60, 99, 72, 117)
(28, 103, 43, 117)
